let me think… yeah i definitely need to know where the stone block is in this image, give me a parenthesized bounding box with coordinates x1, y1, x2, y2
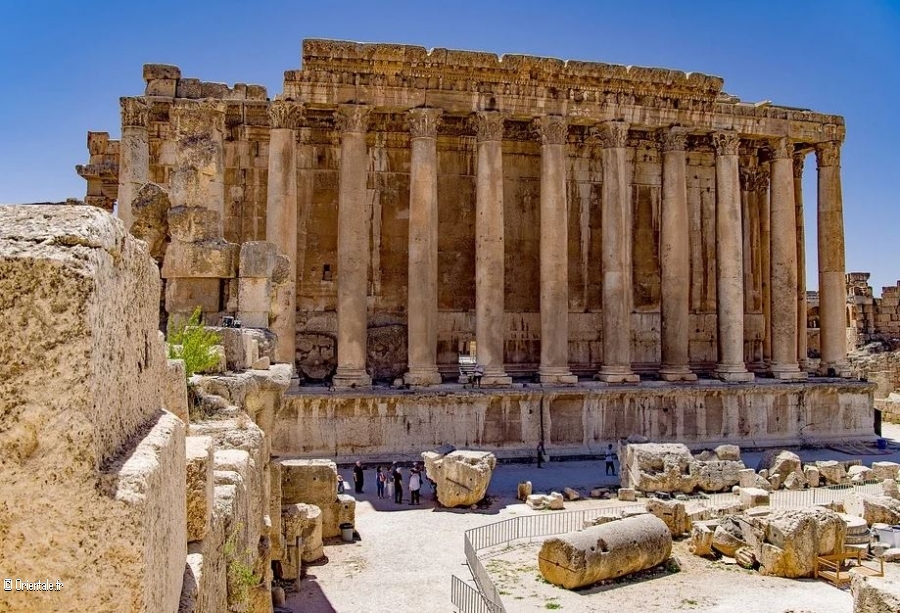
(852, 574, 900, 613)
(783, 471, 807, 490)
(849, 466, 874, 483)
(162, 240, 238, 279)
(757, 507, 846, 578)
(517, 481, 532, 501)
(321, 494, 356, 538)
(246, 84, 267, 100)
(281, 459, 338, 508)
(621, 443, 698, 493)
(563, 487, 580, 501)
(168, 206, 223, 243)
(239, 241, 278, 278)
(251, 356, 271, 370)
(186, 436, 214, 542)
(422, 449, 496, 508)
(201, 81, 230, 98)
(527, 494, 549, 510)
(164, 358, 190, 423)
(144, 63, 181, 80)
(714, 444, 741, 461)
(757, 449, 801, 480)
(739, 487, 771, 508)
(547, 492, 565, 510)
(269, 462, 284, 560)
(803, 465, 821, 487)
(845, 493, 900, 525)
(239, 277, 272, 312)
(816, 460, 848, 485)
(146, 78, 177, 97)
(646, 498, 689, 536)
(871, 461, 900, 482)
(177, 78, 202, 99)
(884, 478, 900, 499)
(240, 311, 269, 328)
(689, 522, 715, 556)
(166, 277, 222, 314)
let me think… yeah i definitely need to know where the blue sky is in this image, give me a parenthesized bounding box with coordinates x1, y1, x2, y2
(1, 0, 897, 291)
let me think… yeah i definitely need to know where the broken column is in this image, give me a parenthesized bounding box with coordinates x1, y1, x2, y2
(118, 97, 150, 229)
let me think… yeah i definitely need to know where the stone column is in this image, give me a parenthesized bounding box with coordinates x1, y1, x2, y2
(404, 108, 443, 387)
(266, 100, 302, 366)
(474, 112, 512, 386)
(596, 121, 639, 383)
(816, 141, 851, 377)
(658, 127, 697, 381)
(713, 132, 754, 382)
(768, 138, 805, 379)
(794, 152, 808, 369)
(333, 104, 373, 388)
(117, 97, 150, 230)
(537, 115, 577, 385)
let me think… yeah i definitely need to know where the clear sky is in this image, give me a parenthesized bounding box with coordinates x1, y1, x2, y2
(1, 0, 897, 292)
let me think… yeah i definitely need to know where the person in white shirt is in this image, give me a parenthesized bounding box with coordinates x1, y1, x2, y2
(409, 469, 422, 505)
(605, 444, 617, 476)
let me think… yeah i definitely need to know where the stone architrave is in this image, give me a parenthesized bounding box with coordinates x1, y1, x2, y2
(596, 121, 639, 383)
(713, 132, 754, 382)
(768, 138, 805, 379)
(793, 153, 809, 369)
(474, 111, 512, 386)
(404, 108, 443, 386)
(118, 97, 150, 230)
(333, 104, 373, 388)
(537, 115, 577, 385)
(266, 100, 302, 365)
(659, 127, 697, 381)
(816, 141, 851, 377)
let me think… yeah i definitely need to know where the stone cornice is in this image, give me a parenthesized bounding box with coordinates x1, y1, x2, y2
(407, 107, 442, 139)
(712, 131, 740, 156)
(815, 141, 841, 167)
(268, 100, 303, 130)
(594, 121, 629, 148)
(120, 97, 149, 128)
(536, 115, 567, 146)
(474, 112, 505, 142)
(335, 104, 370, 134)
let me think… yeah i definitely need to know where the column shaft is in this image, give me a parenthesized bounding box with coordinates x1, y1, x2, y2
(816, 141, 851, 376)
(659, 129, 696, 381)
(794, 153, 808, 369)
(597, 122, 639, 383)
(475, 112, 511, 386)
(333, 105, 372, 388)
(118, 97, 150, 230)
(713, 132, 754, 381)
(538, 116, 576, 384)
(769, 139, 805, 379)
(404, 108, 442, 386)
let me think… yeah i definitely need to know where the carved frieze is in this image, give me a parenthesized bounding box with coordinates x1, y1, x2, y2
(335, 104, 370, 134)
(815, 141, 841, 167)
(537, 115, 568, 146)
(475, 112, 505, 142)
(171, 100, 226, 135)
(407, 108, 442, 139)
(120, 97, 149, 128)
(593, 121, 629, 148)
(712, 131, 741, 156)
(659, 127, 688, 152)
(792, 152, 805, 178)
(268, 100, 303, 130)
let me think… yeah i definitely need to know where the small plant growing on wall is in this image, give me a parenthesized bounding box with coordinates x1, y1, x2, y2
(224, 523, 260, 611)
(166, 307, 222, 377)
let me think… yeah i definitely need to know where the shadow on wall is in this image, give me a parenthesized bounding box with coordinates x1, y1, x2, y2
(295, 325, 408, 384)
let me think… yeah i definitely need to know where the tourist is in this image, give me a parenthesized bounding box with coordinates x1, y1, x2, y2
(473, 364, 484, 388)
(605, 444, 617, 476)
(386, 466, 395, 500)
(537, 441, 546, 468)
(353, 461, 364, 493)
(337, 474, 345, 494)
(376, 466, 386, 499)
(409, 468, 421, 505)
(392, 464, 404, 504)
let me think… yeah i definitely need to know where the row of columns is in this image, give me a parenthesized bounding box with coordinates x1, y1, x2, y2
(235, 102, 850, 386)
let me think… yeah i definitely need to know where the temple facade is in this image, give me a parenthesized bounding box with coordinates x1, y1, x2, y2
(79, 39, 853, 387)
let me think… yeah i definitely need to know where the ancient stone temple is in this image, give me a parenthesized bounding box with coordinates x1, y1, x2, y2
(77, 39, 873, 454)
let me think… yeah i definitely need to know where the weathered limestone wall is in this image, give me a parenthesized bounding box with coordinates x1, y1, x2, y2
(273, 381, 874, 458)
(0, 206, 186, 612)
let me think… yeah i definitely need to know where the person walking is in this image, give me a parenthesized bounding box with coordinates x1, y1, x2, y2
(605, 444, 617, 476)
(376, 466, 386, 499)
(409, 469, 421, 505)
(353, 461, 365, 493)
(536, 441, 546, 469)
(392, 464, 404, 504)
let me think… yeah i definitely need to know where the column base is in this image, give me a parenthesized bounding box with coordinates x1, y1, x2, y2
(403, 368, 442, 387)
(594, 367, 640, 384)
(817, 361, 853, 378)
(715, 364, 755, 382)
(658, 366, 698, 382)
(332, 367, 372, 389)
(480, 367, 512, 387)
(769, 363, 808, 380)
(538, 367, 578, 385)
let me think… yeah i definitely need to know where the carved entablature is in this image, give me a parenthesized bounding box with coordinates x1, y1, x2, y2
(475, 112, 505, 142)
(335, 104, 370, 134)
(712, 131, 741, 156)
(658, 127, 688, 152)
(768, 137, 793, 160)
(120, 97, 149, 128)
(268, 100, 303, 130)
(171, 99, 227, 134)
(815, 141, 841, 167)
(407, 108, 442, 139)
(792, 153, 806, 178)
(594, 121, 629, 148)
(537, 115, 568, 146)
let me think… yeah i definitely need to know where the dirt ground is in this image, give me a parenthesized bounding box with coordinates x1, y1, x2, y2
(284, 424, 900, 612)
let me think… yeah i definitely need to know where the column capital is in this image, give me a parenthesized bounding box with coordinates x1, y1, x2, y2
(658, 126, 688, 152)
(755, 165, 770, 191)
(593, 121, 630, 148)
(768, 137, 794, 160)
(268, 99, 303, 130)
(407, 107, 442, 139)
(474, 111, 505, 142)
(120, 97, 149, 128)
(792, 152, 806, 178)
(536, 115, 568, 146)
(712, 131, 741, 156)
(335, 104, 370, 134)
(815, 141, 841, 167)
(739, 167, 756, 192)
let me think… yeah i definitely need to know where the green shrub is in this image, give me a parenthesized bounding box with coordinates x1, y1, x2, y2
(224, 524, 260, 609)
(166, 307, 222, 377)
